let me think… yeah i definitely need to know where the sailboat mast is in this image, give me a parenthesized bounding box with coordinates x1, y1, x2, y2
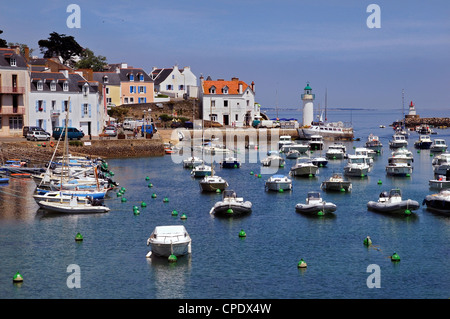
(325, 88, 328, 122)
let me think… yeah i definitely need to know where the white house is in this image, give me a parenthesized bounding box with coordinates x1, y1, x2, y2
(201, 76, 258, 127)
(29, 69, 105, 137)
(150, 65, 198, 99)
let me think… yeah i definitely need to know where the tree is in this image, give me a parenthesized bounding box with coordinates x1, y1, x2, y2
(0, 30, 8, 48)
(38, 32, 83, 67)
(7, 43, 34, 56)
(75, 48, 107, 71)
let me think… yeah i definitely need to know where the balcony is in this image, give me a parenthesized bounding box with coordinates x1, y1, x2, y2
(301, 93, 315, 100)
(0, 86, 25, 94)
(0, 106, 26, 115)
(51, 110, 61, 117)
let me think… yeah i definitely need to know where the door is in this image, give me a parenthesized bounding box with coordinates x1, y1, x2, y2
(223, 114, 229, 126)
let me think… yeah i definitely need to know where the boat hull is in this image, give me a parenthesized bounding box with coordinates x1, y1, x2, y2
(199, 181, 228, 192)
(429, 180, 450, 189)
(298, 126, 354, 140)
(386, 165, 413, 176)
(210, 203, 252, 216)
(344, 166, 369, 177)
(321, 181, 352, 192)
(265, 181, 292, 191)
(150, 241, 191, 257)
(37, 200, 110, 214)
(290, 166, 318, 177)
(423, 193, 450, 214)
(367, 200, 420, 214)
(295, 202, 337, 214)
(414, 142, 433, 149)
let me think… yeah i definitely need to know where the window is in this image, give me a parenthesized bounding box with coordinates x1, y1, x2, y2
(129, 97, 134, 103)
(179, 85, 184, 91)
(106, 98, 112, 104)
(246, 100, 249, 107)
(124, 97, 129, 104)
(52, 100, 56, 110)
(209, 86, 216, 94)
(224, 100, 228, 107)
(166, 85, 173, 90)
(139, 86, 145, 93)
(10, 58, 16, 67)
(210, 114, 217, 121)
(103, 76, 108, 83)
(50, 81, 56, 91)
(140, 74, 144, 81)
(235, 114, 239, 121)
(211, 100, 215, 107)
(63, 82, 68, 92)
(83, 84, 89, 96)
(38, 100, 43, 111)
(37, 81, 43, 91)
(222, 86, 228, 94)
(83, 104, 88, 116)
(9, 116, 23, 130)
(105, 87, 110, 95)
(129, 74, 134, 81)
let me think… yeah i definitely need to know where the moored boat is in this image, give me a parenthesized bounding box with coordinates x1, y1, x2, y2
(367, 189, 419, 215)
(290, 158, 319, 177)
(209, 190, 252, 216)
(265, 174, 292, 191)
(182, 156, 204, 168)
(37, 196, 110, 214)
(199, 174, 228, 192)
(285, 150, 300, 159)
(430, 139, 448, 153)
(308, 135, 324, 151)
(389, 134, 408, 148)
(295, 191, 337, 215)
(191, 164, 212, 177)
(220, 157, 241, 168)
(321, 173, 352, 192)
(414, 135, 433, 149)
(344, 155, 371, 177)
(423, 190, 450, 215)
(365, 134, 383, 153)
(146, 225, 192, 257)
(326, 144, 345, 159)
(261, 155, 285, 167)
(429, 169, 450, 189)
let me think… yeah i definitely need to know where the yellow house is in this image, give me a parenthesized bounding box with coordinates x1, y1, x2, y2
(93, 72, 121, 107)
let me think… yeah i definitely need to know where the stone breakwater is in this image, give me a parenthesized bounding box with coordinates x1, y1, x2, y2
(405, 116, 450, 128)
(0, 139, 165, 166)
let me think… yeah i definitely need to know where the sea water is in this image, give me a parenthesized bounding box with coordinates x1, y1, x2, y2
(0, 108, 449, 299)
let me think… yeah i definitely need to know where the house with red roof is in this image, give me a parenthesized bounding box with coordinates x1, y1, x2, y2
(201, 76, 258, 127)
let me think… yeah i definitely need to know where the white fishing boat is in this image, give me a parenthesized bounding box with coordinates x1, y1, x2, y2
(146, 225, 192, 257)
(423, 190, 450, 215)
(326, 144, 346, 159)
(37, 196, 110, 214)
(432, 153, 450, 176)
(308, 135, 324, 150)
(191, 164, 212, 178)
(295, 191, 337, 215)
(414, 135, 433, 149)
(430, 139, 448, 153)
(265, 174, 292, 191)
(298, 122, 354, 140)
(389, 134, 408, 148)
(290, 158, 319, 177)
(344, 155, 371, 177)
(209, 190, 252, 216)
(367, 189, 420, 215)
(365, 134, 383, 153)
(261, 155, 285, 167)
(321, 173, 352, 192)
(182, 156, 204, 168)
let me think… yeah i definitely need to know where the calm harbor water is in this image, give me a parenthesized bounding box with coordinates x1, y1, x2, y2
(0, 108, 449, 299)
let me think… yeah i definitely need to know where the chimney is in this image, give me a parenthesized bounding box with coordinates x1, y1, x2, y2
(231, 77, 239, 81)
(238, 82, 243, 94)
(121, 63, 128, 69)
(251, 81, 255, 92)
(24, 46, 30, 63)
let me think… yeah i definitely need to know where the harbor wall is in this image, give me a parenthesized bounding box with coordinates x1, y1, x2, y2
(404, 116, 450, 128)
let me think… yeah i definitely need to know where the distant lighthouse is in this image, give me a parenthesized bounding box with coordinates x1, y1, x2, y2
(301, 82, 315, 126)
(408, 101, 416, 116)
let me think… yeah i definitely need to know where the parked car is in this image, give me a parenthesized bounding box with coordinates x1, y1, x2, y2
(23, 126, 45, 138)
(52, 127, 85, 140)
(104, 126, 117, 137)
(27, 130, 51, 141)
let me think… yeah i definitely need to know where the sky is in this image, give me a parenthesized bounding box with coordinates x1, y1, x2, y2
(1, 0, 450, 112)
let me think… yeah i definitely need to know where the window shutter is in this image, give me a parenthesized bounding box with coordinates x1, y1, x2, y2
(70, 101, 72, 113)
(61, 101, 64, 112)
(43, 101, 46, 112)
(144, 86, 146, 93)
(89, 104, 92, 117)
(82, 104, 84, 118)
(35, 101, 39, 112)
(43, 121, 47, 131)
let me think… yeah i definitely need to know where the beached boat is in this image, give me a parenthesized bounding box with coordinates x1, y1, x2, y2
(430, 139, 448, 153)
(389, 134, 408, 148)
(265, 174, 292, 191)
(308, 135, 324, 150)
(182, 156, 204, 168)
(146, 225, 192, 257)
(191, 164, 212, 177)
(261, 155, 285, 167)
(290, 158, 319, 177)
(220, 157, 241, 168)
(367, 189, 419, 215)
(295, 191, 337, 215)
(209, 190, 252, 216)
(321, 173, 352, 192)
(423, 190, 450, 215)
(414, 135, 433, 149)
(365, 134, 383, 153)
(344, 155, 371, 177)
(37, 196, 110, 214)
(285, 150, 301, 159)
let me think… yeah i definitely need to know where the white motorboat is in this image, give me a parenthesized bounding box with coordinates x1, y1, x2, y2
(191, 164, 212, 178)
(389, 134, 408, 148)
(278, 135, 293, 149)
(414, 135, 433, 149)
(365, 134, 383, 153)
(295, 191, 337, 215)
(182, 156, 204, 168)
(37, 196, 110, 214)
(344, 155, 371, 177)
(290, 159, 319, 177)
(209, 190, 252, 216)
(386, 152, 413, 176)
(285, 150, 301, 159)
(423, 190, 450, 215)
(321, 173, 352, 192)
(203, 144, 232, 155)
(432, 153, 450, 176)
(220, 157, 241, 168)
(280, 142, 309, 154)
(308, 135, 324, 150)
(298, 121, 354, 140)
(199, 169, 228, 192)
(430, 139, 448, 153)
(354, 147, 376, 161)
(33, 190, 92, 203)
(146, 225, 192, 257)
(429, 169, 450, 189)
(265, 174, 292, 191)
(367, 189, 419, 215)
(311, 156, 328, 167)
(261, 155, 285, 167)
(326, 144, 346, 159)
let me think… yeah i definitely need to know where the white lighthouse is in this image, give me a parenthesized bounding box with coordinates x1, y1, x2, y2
(301, 82, 315, 126)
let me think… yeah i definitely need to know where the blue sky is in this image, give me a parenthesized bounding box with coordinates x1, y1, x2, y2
(1, 0, 450, 112)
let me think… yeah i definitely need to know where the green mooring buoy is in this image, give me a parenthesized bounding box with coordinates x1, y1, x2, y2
(363, 236, 372, 246)
(13, 271, 23, 283)
(75, 232, 83, 241)
(239, 229, 247, 238)
(391, 252, 401, 262)
(297, 259, 307, 268)
(168, 254, 177, 263)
